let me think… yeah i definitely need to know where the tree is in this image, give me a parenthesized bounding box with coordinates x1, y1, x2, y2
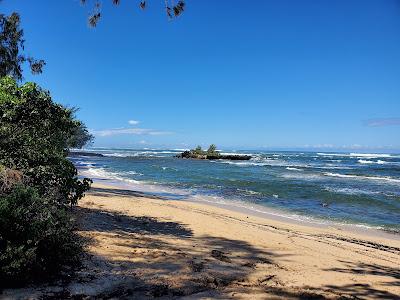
(0, 77, 91, 285)
(67, 121, 94, 149)
(207, 144, 218, 155)
(0, 76, 92, 206)
(194, 145, 204, 155)
(0, 13, 45, 81)
(81, 0, 185, 27)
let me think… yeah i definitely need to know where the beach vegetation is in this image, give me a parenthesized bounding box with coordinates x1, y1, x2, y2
(194, 145, 205, 156)
(207, 144, 219, 157)
(0, 76, 92, 206)
(67, 121, 94, 149)
(0, 184, 82, 287)
(0, 76, 91, 285)
(177, 145, 222, 159)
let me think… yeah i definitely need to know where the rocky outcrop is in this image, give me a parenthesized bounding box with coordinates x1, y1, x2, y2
(176, 151, 251, 161)
(68, 151, 104, 157)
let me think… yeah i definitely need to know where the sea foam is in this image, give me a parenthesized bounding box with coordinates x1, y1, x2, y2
(323, 172, 400, 184)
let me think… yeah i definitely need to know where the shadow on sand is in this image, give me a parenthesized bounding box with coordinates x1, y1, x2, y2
(68, 204, 298, 299)
(72, 187, 400, 299)
(79, 206, 193, 238)
(89, 186, 190, 201)
(5, 186, 398, 299)
(320, 260, 400, 299)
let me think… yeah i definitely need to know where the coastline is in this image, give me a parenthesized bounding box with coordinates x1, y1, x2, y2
(80, 168, 400, 241)
(4, 180, 399, 299)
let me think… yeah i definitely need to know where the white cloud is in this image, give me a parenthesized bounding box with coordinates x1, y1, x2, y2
(303, 144, 334, 149)
(91, 127, 173, 137)
(128, 120, 140, 125)
(364, 118, 400, 127)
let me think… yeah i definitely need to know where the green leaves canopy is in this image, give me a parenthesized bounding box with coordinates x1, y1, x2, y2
(0, 13, 45, 81)
(0, 76, 91, 206)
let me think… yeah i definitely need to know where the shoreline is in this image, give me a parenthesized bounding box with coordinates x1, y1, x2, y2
(71, 182, 400, 298)
(80, 168, 400, 242)
(4, 181, 399, 299)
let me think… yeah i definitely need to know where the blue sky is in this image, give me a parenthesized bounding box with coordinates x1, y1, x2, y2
(2, 0, 400, 151)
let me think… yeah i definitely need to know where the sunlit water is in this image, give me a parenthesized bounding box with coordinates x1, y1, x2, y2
(70, 148, 400, 233)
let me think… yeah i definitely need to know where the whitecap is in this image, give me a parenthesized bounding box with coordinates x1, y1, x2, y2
(316, 152, 346, 157)
(237, 188, 261, 195)
(281, 173, 322, 180)
(323, 172, 400, 184)
(286, 167, 302, 171)
(350, 153, 392, 159)
(324, 186, 381, 196)
(358, 159, 388, 165)
(83, 167, 141, 184)
(219, 153, 244, 156)
(358, 159, 374, 164)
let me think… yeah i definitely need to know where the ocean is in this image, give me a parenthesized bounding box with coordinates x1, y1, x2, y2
(71, 148, 400, 233)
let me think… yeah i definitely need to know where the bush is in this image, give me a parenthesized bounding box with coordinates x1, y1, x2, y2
(0, 77, 92, 286)
(0, 166, 25, 194)
(0, 185, 82, 286)
(0, 76, 92, 206)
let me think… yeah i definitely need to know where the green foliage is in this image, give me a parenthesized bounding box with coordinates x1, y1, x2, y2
(0, 76, 92, 206)
(0, 185, 82, 286)
(207, 144, 219, 156)
(0, 13, 45, 81)
(0, 77, 91, 286)
(0, 8, 91, 287)
(0, 167, 25, 194)
(187, 145, 220, 158)
(81, 0, 185, 27)
(193, 145, 204, 155)
(67, 122, 94, 149)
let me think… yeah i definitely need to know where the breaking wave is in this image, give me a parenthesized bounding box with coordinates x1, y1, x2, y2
(323, 172, 400, 184)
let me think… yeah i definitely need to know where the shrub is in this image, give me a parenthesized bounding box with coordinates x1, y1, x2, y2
(193, 145, 205, 156)
(206, 144, 219, 158)
(0, 76, 92, 206)
(0, 166, 25, 194)
(0, 185, 82, 286)
(0, 77, 92, 286)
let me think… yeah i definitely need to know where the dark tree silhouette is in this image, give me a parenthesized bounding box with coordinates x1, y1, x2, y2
(0, 12, 45, 81)
(81, 0, 185, 27)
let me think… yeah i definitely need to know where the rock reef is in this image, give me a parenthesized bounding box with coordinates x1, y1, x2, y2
(176, 150, 251, 161)
(68, 151, 104, 157)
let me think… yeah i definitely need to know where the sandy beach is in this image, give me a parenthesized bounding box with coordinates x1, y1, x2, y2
(4, 182, 399, 299)
(2, 1, 400, 299)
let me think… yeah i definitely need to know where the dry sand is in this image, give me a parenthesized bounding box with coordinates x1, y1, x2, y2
(2, 183, 400, 299)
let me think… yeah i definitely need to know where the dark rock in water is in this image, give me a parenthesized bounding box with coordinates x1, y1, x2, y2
(176, 150, 206, 159)
(217, 154, 252, 160)
(68, 151, 104, 157)
(176, 151, 251, 161)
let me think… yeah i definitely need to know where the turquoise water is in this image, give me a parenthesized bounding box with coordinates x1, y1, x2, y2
(71, 149, 400, 232)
